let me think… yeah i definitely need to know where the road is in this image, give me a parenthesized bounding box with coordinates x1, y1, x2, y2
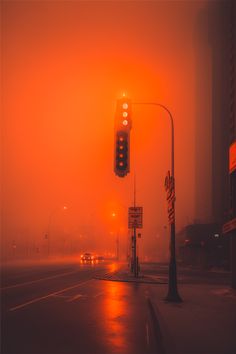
(1, 260, 160, 354)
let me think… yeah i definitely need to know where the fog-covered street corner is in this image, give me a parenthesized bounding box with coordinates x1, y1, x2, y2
(2, 0, 236, 353)
(97, 262, 236, 354)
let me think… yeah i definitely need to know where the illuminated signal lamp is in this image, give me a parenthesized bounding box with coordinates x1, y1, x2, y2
(114, 97, 132, 177)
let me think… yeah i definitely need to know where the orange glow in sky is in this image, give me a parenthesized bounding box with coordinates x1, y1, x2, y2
(2, 1, 210, 261)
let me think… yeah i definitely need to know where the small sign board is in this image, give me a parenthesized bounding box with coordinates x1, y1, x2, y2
(128, 207, 143, 229)
(222, 217, 236, 234)
(165, 171, 175, 225)
(229, 141, 236, 174)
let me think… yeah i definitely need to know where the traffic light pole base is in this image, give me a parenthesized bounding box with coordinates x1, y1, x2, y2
(164, 259, 183, 303)
(164, 292, 183, 303)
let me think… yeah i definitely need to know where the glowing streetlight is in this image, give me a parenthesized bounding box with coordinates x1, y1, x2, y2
(46, 205, 68, 257)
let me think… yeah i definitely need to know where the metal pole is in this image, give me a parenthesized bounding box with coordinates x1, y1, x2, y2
(133, 174, 138, 277)
(133, 102, 182, 301)
(116, 232, 119, 261)
(133, 226, 137, 277)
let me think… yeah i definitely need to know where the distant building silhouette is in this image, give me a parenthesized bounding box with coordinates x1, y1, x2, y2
(194, 0, 235, 225)
(182, 0, 236, 277)
(194, 6, 212, 223)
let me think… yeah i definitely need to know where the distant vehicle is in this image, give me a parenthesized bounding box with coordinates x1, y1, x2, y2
(80, 253, 95, 262)
(96, 256, 104, 261)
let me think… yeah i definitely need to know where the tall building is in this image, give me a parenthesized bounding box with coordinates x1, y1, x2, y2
(210, 0, 232, 225)
(194, 6, 213, 223)
(209, 0, 236, 287)
(192, 1, 235, 284)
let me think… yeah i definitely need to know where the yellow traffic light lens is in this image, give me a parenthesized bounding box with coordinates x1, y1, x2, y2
(119, 145, 124, 150)
(119, 153, 124, 158)
(119, 136, 124, 142)
(122, 103, 128, 109)
(119, 162, 124, 166)
(122, 119, 128, 126)
(122, 112, 128, 118)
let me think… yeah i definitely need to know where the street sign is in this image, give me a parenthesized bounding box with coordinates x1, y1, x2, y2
(222, 217, 236, 234)
(229, 141, 236, 174)
(165, 171, 175, 225)
(128, 207, 143, 229)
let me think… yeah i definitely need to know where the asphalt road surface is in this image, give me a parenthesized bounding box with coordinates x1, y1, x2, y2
(1, 260, 161, 354)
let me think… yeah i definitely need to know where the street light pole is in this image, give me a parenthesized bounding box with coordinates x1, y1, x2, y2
(133, 102, 182, 302)
(116, 232, 119, 261)
(46, 206, 68, 258)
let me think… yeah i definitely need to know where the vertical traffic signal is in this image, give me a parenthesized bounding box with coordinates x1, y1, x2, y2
(114, 97, 132, 177)
(115, 131, 129, 177)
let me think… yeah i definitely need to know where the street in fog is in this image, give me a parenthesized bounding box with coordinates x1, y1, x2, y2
(1, 261, 158, 354)
(1, 0, 236, 353)
(1, 260, 235, 354)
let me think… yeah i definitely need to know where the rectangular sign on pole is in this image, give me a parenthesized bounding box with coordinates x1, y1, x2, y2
(165, 171, 175, 225)
(229, 141, 236, 174)
(222, 217, 236, 234)
(128, 207, 143, 229)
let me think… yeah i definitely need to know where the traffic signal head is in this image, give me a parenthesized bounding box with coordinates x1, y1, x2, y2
(115, 98, 132, 131)
(114, 97, 132, 177)
(114, 130, 130, 177)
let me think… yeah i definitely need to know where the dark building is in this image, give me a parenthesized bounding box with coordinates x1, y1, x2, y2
(186, 1, 236, 281)
(207, 0, 236, 286)
(209, 0, 235, 225)
(209, 0, 236, 288)
(177, 223, 229, 269)
(194, 6, 212, 223)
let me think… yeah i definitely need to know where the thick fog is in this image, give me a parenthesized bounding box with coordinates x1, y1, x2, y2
(1, 0, 212, 262)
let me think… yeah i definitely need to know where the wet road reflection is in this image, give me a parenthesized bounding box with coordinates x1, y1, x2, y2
(2, 262, 154, 354)
(98, 280, 150, 354)
(103, 281, 127, 352)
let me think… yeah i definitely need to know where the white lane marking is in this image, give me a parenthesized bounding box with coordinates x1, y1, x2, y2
(1, 270, 80, 290)
(9, 279, 92, 312)
(67, 294, 84, 302)
(94, 292, 104, 298)
(51, 294, 71, 299)
(146, 322, 150, 346)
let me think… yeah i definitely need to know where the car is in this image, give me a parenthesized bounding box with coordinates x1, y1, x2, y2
(80, 253, 95, 262)
(96, 256, 104, 261)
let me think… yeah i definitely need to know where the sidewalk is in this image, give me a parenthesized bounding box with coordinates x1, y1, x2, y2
(150, 283, 236, 354)
(97, 264, 236, 354)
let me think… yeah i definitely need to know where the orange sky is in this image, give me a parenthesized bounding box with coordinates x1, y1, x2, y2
(2, 0, 211, 260)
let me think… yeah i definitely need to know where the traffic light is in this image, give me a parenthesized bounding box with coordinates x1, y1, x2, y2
(115, 97, 132, 131)
(114, 97, 132, 177)
(115, 131, 129, 177)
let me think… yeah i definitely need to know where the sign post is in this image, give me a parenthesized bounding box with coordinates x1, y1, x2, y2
(128, 206, 143, 277)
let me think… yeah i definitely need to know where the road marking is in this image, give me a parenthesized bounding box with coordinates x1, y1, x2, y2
(67, 294, 84, 302)
(51, 294, 71, 299)
(94, 291, 104, 298)
(9, 279, 92, 312)
(1, 270, 80, 290)
(146, 322, 150, 346)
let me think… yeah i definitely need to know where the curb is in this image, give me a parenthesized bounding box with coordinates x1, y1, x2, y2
(94, 272, 168, 284)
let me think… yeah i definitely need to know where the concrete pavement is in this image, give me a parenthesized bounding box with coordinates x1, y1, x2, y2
(98, 263, 236, 354)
